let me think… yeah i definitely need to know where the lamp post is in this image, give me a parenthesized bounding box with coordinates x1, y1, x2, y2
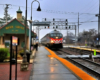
(20, 0, 28, 71)
(78, 12, 79, 37)
(29, 0, 41, 52)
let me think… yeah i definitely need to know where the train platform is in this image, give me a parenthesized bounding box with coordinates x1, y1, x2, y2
(70, 46, 100, 53)
(29, 46, 96, 80)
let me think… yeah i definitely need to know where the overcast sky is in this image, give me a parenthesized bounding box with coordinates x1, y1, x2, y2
(0, 0, 99, 40)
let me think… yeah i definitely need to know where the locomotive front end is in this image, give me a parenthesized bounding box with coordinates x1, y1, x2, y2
(50, 33, 63, 48)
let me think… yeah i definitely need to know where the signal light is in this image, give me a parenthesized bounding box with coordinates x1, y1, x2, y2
(66, 23, 67, 25)
(66, 27, 67, 29)
(45, 26, 49, 29)
(53, 23, 55, 25)
(66, 19, 67, 21)
(53, 18, 55, 21)
(45, 18, 46, 21)
(69, 26, 70, 29)
(56, 26, 58, 28)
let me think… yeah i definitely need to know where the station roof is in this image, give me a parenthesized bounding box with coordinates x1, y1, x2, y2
(0, 18, 36, 37)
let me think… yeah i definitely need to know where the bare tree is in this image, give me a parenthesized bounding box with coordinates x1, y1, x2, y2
(79, 32, 83, 37)
(89, 29, 97, 36)
(77, 29, 97, 45)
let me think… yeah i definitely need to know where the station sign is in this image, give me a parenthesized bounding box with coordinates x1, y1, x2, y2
(12, 36, 18, 46)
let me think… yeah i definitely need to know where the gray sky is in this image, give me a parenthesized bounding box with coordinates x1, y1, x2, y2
(0, 0, 99, 40)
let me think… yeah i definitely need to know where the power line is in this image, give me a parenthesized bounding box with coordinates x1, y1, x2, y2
(88, 3, 99, 13)
(0, 4, 98, 25)
(79, 0, 99, 16)
(80, 21, 98, 23)
(64, 20, 99, 24)
(79, 0, 98, 13)
(2, 4, 97, 15)
(85, 3, 99, 14)
(79, 0, 93, 12)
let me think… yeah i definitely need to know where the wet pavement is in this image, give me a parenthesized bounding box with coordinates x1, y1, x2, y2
(29, 46, 79, 80)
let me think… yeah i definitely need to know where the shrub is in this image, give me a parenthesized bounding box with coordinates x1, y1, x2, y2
(0, 48, 9, 62)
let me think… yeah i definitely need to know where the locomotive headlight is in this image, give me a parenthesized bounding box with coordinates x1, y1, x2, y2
(56, 37, 58, 39)
(51, 40, 54, 43)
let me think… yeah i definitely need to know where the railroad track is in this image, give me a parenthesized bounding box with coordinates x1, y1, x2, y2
(68, 47, 100, 55)
(66, 58, 100, 79)
(61, 47, 100, 64)
(51, 48, 71, 55)
(53, 49, 100, 79)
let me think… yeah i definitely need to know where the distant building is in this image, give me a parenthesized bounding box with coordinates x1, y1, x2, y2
(63, 36, 77, 44)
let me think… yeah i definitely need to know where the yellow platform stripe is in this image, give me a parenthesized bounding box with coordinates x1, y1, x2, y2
(70, 47, 100, 53)
(45, 47, 96, 80)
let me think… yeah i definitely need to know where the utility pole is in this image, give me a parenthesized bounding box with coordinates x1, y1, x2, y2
(4, 4, 11, 23)
(96, 0, 100, 45)
(75, 25, 77, 46)
(20, 0, 28, 71)
(99, 0, 100, 34)
(78, 12, 79, 37)
(98, 0, 100, 45)
(67, 29, 69, 46)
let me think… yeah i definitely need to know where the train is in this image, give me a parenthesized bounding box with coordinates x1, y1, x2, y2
(41, 30, 63, 48)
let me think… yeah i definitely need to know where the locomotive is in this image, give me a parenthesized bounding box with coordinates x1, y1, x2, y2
(41, 30, 63, 48)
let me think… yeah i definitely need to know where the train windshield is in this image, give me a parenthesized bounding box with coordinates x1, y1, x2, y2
(50, 33, 62, 37)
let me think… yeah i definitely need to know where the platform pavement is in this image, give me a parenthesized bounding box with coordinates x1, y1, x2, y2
(29, 46, 79, 80)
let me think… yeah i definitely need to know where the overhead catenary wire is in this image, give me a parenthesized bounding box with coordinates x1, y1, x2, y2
(78, 0, 99, 16)
(0, 4, 97, 15)
(87, 3, 99, 13)
(0, 3, 99, 25)
(79, 0, 98, 14)
(78, 0, 93, 12)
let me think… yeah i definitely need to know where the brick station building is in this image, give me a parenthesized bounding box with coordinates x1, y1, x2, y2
(0, 7, 36, 49)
